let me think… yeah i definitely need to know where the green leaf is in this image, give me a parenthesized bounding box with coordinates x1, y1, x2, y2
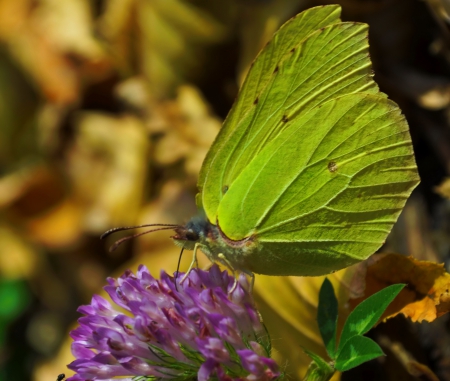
(302, 347, 335, 381)
(337, 284, 404, 354)
(0, 279, 30, 346)
(317, 278, 338, 359)
(335, 336, 384, 372)
(0, 279, 29, 320)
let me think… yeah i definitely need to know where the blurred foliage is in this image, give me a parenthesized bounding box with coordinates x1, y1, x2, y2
(1, 0, 450, 380)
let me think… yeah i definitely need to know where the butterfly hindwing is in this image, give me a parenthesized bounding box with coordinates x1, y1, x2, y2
(215, 93, 418, 275)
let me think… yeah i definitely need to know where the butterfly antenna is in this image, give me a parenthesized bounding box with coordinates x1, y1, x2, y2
(107, 226, 177, 252)
(100, 223, 181, 240)
(175, 247, 185, 291)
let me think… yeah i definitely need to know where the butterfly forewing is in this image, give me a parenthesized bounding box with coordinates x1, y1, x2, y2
(199, 18, 380, 225)
(198, 5, 345, 222)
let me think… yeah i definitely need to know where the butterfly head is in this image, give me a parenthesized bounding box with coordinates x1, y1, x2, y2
(171, 215, 210, 250)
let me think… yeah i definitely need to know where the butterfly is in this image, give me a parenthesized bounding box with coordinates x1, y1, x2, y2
(103, 5, 419, 284)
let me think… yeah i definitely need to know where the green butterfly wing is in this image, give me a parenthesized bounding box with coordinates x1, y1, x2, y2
(198, 5, 370, 221)
(217, 93, 418, 275)
(196, 5, 419, 275)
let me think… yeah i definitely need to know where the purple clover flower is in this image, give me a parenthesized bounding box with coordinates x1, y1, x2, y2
(67, 264, 280, 381)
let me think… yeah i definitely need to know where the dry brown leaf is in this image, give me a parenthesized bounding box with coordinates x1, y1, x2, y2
(26, 198, 84, 248)
(0, 225, 38, 278)
(68, 112, 150, 233)
(351, 253, 450, 322)
(5, 166, 66, 218)
(0, 167, 40, 208)
(98, 0, 224, 98)
(0, 0, 109, 104)
(0, 165, 85, 248)
(252, 253, 450, 377)
(379, 336, 440, 381)
(435, 177, 450, 198)
(153, 85, 221, 176)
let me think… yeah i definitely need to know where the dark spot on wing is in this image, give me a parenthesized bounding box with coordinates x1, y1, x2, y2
(253, 97, 259, 105)
(290, 47, 295, 53)
(273, 66, 279, 74)
(222, 185, 229, 194)
(282, 115, 289, 123)
(328, 161, 338, 173)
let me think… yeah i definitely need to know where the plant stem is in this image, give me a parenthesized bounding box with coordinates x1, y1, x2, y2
(302, 360, 335, 381)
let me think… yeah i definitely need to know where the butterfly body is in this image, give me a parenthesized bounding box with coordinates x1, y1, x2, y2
(172, 208, 366, 276)
(172, 215, 259, 274)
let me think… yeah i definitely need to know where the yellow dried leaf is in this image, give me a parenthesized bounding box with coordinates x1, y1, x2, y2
(0, 225, 38, 278)
(0, 0, 108, 104)
(69, 113, 150, 232)
(99, 0, 224, 97)
(153, 86, 221, 176)
(26, 198, 84, 248)
(351, 253, 450, 323)
(434, 177, 450, 199)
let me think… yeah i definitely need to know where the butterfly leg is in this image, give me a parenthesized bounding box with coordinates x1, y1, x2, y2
(243, 270, 255, 293)
(180, 242, 201, 284)
(218, 253, 239, 293)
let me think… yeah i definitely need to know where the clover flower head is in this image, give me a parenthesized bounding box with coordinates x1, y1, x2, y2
(67, 264, 280, 381)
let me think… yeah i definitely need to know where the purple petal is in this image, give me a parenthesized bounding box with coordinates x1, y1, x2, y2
(68, 264, 279, 381)
(237, 349, 280, 380)
(71, 342, 95, 359)
(196, 337, 230, 363)
(198, 358, 219, 381)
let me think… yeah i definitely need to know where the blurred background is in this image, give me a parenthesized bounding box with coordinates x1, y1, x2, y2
(1, 0, 450, 380)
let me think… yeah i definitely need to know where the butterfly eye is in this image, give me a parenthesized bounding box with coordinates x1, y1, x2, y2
(222, 185, 229, 194)
(186, 230, 199, 241)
